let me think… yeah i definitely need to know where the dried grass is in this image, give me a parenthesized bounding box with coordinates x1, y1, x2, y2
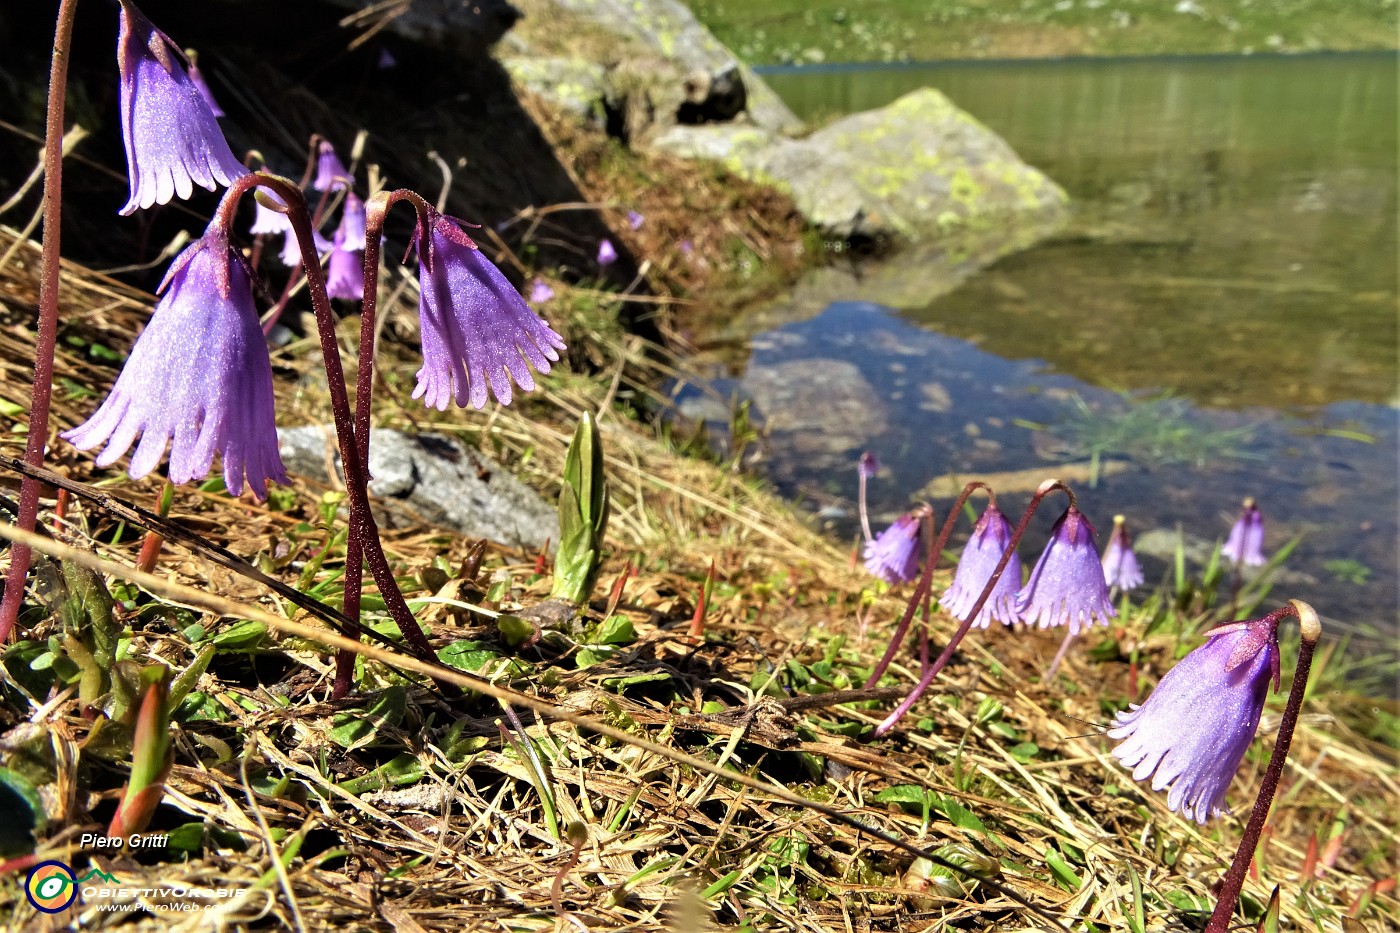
(0, 223, 1395, 933)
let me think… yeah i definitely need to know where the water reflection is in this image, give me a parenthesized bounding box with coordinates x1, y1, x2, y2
(677, 54, 1398, 640)
(672, 301, 1397, 639)
(764, 54, 1398, 407)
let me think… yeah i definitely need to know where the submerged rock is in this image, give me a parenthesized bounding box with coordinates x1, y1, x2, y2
(278, 426, 557, 551)
(742, 359, 890, 472)
(651, 88, 1068, 242)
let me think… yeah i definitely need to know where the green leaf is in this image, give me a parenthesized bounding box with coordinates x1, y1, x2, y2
(1044, 847, 1082, 891)
(174, 692, 227, 723)
(932, 796, 987, 834)
(338, 754, 425, 794)
(496, 614, 538, 650)
(1255, 885, 1282, 933)
(1008, 741, 1041, 763)
(330, 685, 407, 750)
(437, 640, 502, 673)
(1166, 889, 1210, 911)
(551, 412, 610, 606)
(166, 822, 205, 854)
(169, 645, 215, 710)
(595, 614, 635, 645)
(212, 620, 268, 651)
(600, 670, 671, 691)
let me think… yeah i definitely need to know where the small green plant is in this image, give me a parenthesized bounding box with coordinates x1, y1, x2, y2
(1043, 391, 1256, 486)
(551, 411, 610, 606)
(1323, 558, 1371, 586)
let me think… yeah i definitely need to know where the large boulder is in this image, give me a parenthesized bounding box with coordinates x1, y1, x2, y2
(650, 87, 1069, 241)
(547, 0, 801, 133)
(278, 426, 558, 551)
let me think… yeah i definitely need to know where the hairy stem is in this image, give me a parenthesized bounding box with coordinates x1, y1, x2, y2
(862, 504, 937, 689)
(238, 177, 439, 671)
(0, 0, 80, 643)
(863, 481, 997, 690)
(873, 480, 1067, 737)
(1204, 600, 1320, 933)
(332, 193, 394, 697)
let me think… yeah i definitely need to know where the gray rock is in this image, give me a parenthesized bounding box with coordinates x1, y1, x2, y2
(650, 88, 1068, 242)
(548, 0, 801, 133)
(501, 56, 611, 124)
(278, 426, 557, 551)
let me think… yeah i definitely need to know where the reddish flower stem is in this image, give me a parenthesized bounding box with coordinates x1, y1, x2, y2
(872, 480, 1070, 737)
(861, 503, 938, 689)
(221, 177, 439, 673)
(331, 190, 404, 697)
(1204, 600, 1320, 933)
(863, 480, 999, 690)
(0, 0, 80, 644)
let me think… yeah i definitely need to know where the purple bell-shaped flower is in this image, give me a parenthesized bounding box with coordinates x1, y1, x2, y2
(1222, 498, 1267, 567)
(597, 239, 618, 268)
(63, 229, 286, 499)
(1109, 615, 1280, 823)
(862, 511, 923, 585)
(941, 503, 1022, 628)
(1016, 506, 1116, 635)
(1101, 514, 1145, 591)
(313, 140, 352, 193)
(325, 230, 364, 301)
(411, 209, 566, 409)
(115, 1, 248, 215)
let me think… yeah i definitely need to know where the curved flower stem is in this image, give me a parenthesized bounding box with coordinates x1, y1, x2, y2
(862, 504, 937, 689)
(226, 177, 439, 673)
(862, 481, 997, 690)
(1204, 599, 1320, 933)
(0, 0, 80, 644)
(872, 479, 1069, 737)
(331, 190, 414, 697)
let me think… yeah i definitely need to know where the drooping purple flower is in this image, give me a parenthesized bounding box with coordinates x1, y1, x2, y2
(1016, 506, 1117, 634)
(597, 239, 618, 267)
(941, 504, 1022, 628)
(857, 451, 880, 480)
(411, 210, 567, 410)
(186, 53, 224, 118)
(313, 140, 351, 193)
(1109, 616, 1280, 823)
(325, 230, 364, 301)
(863, 511, 922, 585)
(63, 230, 286, 500)
(627, 210, 645, 230)
(1222, 498, 1267, 567)
(115, 0, 249, 215)
(679, 239, 694, 256)
(529, 278, 555, 304)
(278, 227, 332, 267)
(377, 47, 397, 69)
(337, 191, 367, 251)
(1101, 514, 1144, 591)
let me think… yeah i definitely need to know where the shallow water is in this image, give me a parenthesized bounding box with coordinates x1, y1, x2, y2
(681, 54, 1398, 647)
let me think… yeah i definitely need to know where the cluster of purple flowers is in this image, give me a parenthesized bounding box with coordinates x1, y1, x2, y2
(65, 1, 565, 502)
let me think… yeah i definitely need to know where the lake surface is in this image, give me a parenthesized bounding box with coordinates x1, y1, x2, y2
(681, 54, 1398, 653)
